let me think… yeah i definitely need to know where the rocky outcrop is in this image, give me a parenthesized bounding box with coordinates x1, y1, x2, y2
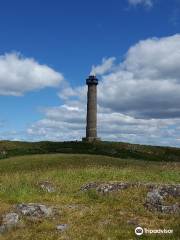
(96, 182, 132, 193)
(81, 182, 180, 214)
(80, 182, 133, 193)
(16, 203, 56, 219)
(0, 203, 58, 234)
(145, 185, 180, 214)
(0, 150, 7, 159)
(80, 181, 155, 193)
(80, 182, 99, 191)
(0, 213, 19, 234)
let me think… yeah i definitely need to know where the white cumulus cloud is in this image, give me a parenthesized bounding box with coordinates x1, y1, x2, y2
(128, 0, 153, 7)
(0, 52, 64, 96)
(99, 34, 180, 119)
(90, 57, 116, 75)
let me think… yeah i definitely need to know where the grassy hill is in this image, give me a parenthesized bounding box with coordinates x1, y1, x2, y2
(0, 153, 180, 239)
(0, 141, 179, 239)
(0, 140, 180, 162)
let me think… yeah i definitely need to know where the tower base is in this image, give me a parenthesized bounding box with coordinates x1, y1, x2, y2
(82, 137, 101, 142)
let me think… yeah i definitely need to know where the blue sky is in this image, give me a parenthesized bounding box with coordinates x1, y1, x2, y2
(0, 0, 180, 146)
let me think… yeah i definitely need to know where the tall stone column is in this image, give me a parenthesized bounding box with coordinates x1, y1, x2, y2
(83, 75, 100, 142)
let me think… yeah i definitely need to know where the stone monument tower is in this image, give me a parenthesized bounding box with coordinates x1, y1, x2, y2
(83, 75, 100, 142)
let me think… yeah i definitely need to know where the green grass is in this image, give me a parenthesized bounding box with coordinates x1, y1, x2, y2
(1, 140, 180, 162)
(0, 153, 180, 240)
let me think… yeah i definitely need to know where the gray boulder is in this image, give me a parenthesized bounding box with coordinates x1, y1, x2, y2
(145, 185, 180, 214)
(56, 224, 69, 232)
(16, 203, 55, 218)
(0, 213, 19, 234)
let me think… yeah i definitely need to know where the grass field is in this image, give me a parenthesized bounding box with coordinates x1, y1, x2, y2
(0, 153, 179, 240)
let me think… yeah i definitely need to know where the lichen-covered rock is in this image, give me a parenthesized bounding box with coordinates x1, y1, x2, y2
(80, 182, 133, 193)
(97, 182, 131, 193)
(0, 213, 19, 234)
(145, 185, 180, 214)
(81, 182, 180, 215)
(160, 204, 179, 214)
(80, 182, 99, 191)
(0, 150, 7, 159)
(37, 181, 56, 193)
(146, 189, 163, 205)
(80, 181, 158, 194)
(56, 224, 69, 231)
(158, 185, 180, 198)
(0, 225, 6, 234)
(16, 203, 55, 219)
(0, 203, 59, 234)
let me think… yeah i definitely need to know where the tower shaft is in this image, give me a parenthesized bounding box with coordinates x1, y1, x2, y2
(86, 84, 97, 140)
(83, 75, 100, 142)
